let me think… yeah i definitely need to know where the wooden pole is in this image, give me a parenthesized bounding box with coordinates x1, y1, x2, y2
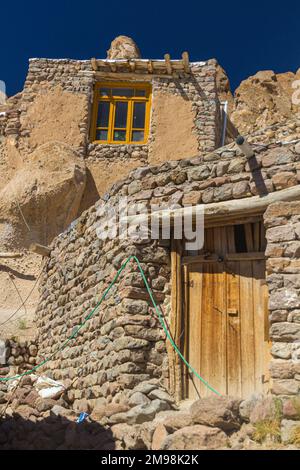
(0, 252, 22, 259)
(91, 58, 98, 71)
(164, 54, 172, 75)
(29, 243, 51, 257)
(182, 51, 190, 73)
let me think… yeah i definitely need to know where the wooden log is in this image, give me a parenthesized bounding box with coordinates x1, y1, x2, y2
(170, 239, 183, 401)
(164, 54, 172, 75)
(109, 62, 117, 72)
(91, 58, 98, 71)
(0, 252, 22, 259)
(121, 185, 300, 226)
(129, 61, 136, 72)
(95, 71, 174, 80)
(182, 51, 190, 73)
(147, 60, 154, 74)
(29, 243, 51, 257)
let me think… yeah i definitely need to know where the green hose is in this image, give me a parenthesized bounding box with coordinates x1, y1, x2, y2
(0, 255, 221, 396)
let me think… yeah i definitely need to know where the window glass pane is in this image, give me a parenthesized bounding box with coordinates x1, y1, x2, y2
(132, 130, 144, 142)
(97, 101, 110, 127)
(133, 102, 146, 128)
(99, 88, 110, 97)
(113, 88, 134, 97)
(114, 102, 128, 128)
(96, 129, 108, 141)
(135, 89, 146, 97)
(113, 130, 126, 141)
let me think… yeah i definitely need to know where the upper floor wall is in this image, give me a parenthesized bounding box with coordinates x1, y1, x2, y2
(4, 57, 221, 198)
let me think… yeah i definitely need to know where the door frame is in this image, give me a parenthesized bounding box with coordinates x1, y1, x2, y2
(169, 216, 270, 401)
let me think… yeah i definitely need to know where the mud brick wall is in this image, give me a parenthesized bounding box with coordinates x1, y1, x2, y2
(0, 58, 223, 201)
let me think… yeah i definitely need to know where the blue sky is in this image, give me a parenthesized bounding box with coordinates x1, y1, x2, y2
(1, 0, 299, 96)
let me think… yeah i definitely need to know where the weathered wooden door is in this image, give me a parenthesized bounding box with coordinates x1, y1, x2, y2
(182, 223, 270, 399)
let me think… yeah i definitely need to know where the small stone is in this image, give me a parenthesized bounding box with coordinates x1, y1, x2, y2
(129, 392, 150, 406)
(148, 388, 174, 404)
(152, 423, 168, 450)
(281, 419, 300, 444)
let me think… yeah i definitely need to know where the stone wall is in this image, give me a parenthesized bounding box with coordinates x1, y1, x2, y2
(265, 201, 300, 397)
(0, 338, 37, 374)
(31, 133, 300, 419)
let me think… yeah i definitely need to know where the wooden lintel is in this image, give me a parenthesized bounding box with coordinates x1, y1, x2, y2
(164, 53, 172, 75)
(182, 251, 265, 265)
(121, 185, 300, 227)
(29, 243, 51, 257)
(182, 51, 190, 73)
(91, 58, 98, 71)
(94, 71, 174, 80)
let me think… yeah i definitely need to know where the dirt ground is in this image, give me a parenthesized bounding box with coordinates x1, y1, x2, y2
(0, 252, 41, 340)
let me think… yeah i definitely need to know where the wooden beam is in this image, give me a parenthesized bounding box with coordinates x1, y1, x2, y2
(182, 51, 190, 73)
(91, 58, 98, 71)
(109, 62, 117, 72)
(182, 252, 265, 265)
(129, 61, 136, 72)
(121, 185, 300, 227)
(170, 239, 183, 401)
(164, 54, 172, 75)
(147, 60, 154, 74)
(0, 252, 22, 259)
(29, 243, 51, 257)
(95, 71, 174, 80)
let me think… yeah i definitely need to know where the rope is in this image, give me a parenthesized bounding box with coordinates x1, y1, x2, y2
(0, 255, 221, 396)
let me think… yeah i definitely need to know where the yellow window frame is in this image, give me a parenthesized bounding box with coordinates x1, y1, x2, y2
(91, 82, 152, 145)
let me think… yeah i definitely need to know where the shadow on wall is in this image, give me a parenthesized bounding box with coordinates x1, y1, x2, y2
(0, 414, 115, 450)
(78, 168, 101, 216)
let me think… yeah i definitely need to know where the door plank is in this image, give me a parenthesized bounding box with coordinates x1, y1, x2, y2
(187, 265, 202, 400)
(226, 261, 242, 396)
(227, 226, 236, 253)
(253, 222, 260, 252)
(200, 262, 226, 397)
(244, 223, 254, 252)
(239, 261, 256, 397)
(252, 260, 265, 394)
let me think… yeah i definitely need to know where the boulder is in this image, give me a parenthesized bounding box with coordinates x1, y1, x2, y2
(190, 396, 242, 431)
(239, 394, 264, 422)
(0, 141, 86, 249)
(154, 410, 193, 431)
(161, 425, 227, 450)
(107, 36, 141, 60)
(249, 397, 282, 424)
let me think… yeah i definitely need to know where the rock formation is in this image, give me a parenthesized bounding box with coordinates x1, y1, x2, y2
(0, 141, 86, 250)
(219, 68, 300, 135)
(107, 35, 141, 59)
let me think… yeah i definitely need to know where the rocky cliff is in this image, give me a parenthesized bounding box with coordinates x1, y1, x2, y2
(217, 66, 300, 135)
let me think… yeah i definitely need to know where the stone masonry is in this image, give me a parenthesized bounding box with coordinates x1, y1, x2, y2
(31, 130, 300, 418)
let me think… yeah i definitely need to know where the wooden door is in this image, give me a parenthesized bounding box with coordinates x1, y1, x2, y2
(184, 257, 270, 399)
